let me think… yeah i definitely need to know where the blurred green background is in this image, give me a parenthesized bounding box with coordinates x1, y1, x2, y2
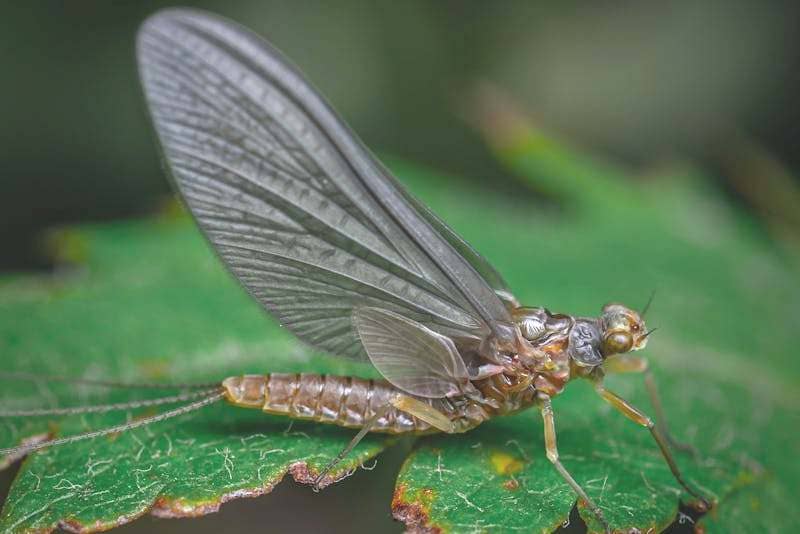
(1, 1, 798, 533)
(1, 0, 799, 272)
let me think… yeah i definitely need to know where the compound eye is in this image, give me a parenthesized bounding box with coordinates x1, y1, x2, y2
(602, 331, 633, 356)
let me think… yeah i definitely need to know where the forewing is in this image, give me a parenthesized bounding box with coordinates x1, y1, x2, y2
(353, 308, 470, 398)
(397, 182, 514, 298)
(137, 9, 514, 360)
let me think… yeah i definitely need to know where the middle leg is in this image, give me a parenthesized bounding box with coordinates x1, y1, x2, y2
(540, 396, 610, 534)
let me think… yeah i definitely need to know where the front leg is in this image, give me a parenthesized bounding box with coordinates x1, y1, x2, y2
(593, 380, 711, 509)
(604, 355, 697, 456)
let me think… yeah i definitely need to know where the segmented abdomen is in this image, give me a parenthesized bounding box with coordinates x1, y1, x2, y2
(222, 374, 434, 434)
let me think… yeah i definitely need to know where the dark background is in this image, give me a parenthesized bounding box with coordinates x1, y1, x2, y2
(1, 2, 798, 533)
(1, 0, 799, 273)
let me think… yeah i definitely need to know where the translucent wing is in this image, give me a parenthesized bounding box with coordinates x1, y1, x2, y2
(137, 9, 516, 360)
(395, 179, 512, 296)
(353, 307, 471, 398)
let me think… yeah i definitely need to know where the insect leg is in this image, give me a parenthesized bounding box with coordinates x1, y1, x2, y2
(390, 395, 456, 433)
(603, 356, 698, 456)
(541, 396, 610, 534)
(602, 354, 648, 375)
(312, 403, 392, 491)
(593, 382, 711, 509)
(312, 396, 455, 490)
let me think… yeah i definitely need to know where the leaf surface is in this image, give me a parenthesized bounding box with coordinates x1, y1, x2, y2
(0, 218, 389, 532)
(389, 124, 800, 532)
(1, 131, 798, 532)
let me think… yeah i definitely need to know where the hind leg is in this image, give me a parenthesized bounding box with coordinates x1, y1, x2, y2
(312, 396, 455, 490)
(312, 403, 392, 490)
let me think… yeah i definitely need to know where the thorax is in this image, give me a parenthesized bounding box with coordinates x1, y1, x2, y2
(475, 334, 574, 416)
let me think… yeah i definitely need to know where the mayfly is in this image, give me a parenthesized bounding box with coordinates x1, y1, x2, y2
(0, 9, 709, 532)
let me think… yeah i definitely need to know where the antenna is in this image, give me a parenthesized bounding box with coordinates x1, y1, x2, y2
(0, 388, 221, 417)
(641, 290, 656, 317)
(0, 390, 225, 458)
(641, 327, 659, 340)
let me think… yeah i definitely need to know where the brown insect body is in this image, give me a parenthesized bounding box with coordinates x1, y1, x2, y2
(222, 307, 587, 435)
(223, 374, 460, 434)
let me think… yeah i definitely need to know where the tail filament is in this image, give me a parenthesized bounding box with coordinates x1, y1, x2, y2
(0, 389, 225, 457)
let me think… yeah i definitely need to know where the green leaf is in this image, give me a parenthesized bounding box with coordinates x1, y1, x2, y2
(2, 129, 798, 532)
(0, 218, 390, 532)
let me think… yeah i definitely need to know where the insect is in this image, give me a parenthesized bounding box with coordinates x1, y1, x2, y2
(0, 9, 709, 532)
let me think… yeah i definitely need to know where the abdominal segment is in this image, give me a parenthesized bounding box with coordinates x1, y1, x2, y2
(222, 374, 437, 434)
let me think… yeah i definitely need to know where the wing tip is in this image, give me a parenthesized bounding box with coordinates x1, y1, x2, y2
(140, 7, 209, 31)
(137, 7, 226, 59)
